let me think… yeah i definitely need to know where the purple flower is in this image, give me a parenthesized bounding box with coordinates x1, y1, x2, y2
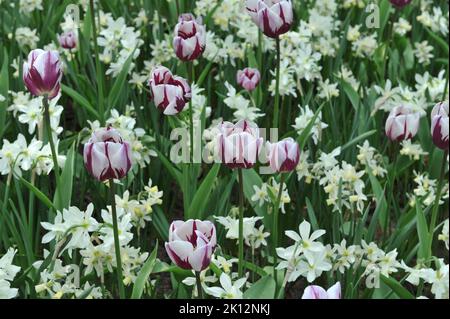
(23, 49, 63, 100)
(165, 220, 217, 272)
(58, 31, 77, 50)
(302, 282, 342, 299)
(389, 0, 412, 8)
(218, 120, 263, 169)
(173, 13, 206, 61)
(237, 68, 261, 92)
(246, 0, 293, 38)
(266, 138, 300, 173)
(148, 66, 191, 115)
(385, 105, 420, 142)
(83, 127, 132, 182)
(431, 101, 449, 150)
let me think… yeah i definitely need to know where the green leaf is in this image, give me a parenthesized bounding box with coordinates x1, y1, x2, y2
(305, 197, 319, 231)
(188, 164, 220, 219)
(242, 169, 266, 219)
(0, 49, 9, 138)
(415, 199, 430, 261)
(341, 81, 359, 111)
(341, 130, 377, 152)
(17, 176, 56, 210)
(131, 241, 159, 299)
(244, 275, 276, 299)
(53, 142, 76, 211)
(61, 84, 100, 119)
(297, 103, 325, 150)
(380, 275, 414, 299)
(107, 49, 135, 111)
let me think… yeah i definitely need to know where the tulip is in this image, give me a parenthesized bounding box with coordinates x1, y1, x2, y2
(165, 220, 217, 272)
(246, 0, 293, 38)
(389, 0, 412, 8)
(266, 138, 300, 173)
(173, 13, 206, 61)
(83, 127, 132, 182)
(218, 120, 263, 169)
(23, 49, 63, 100)
(302, 282, 342, 299)
(431, 101, 449, 150)
(237, 68, 261, 92)
(385, 105, 420, 142)
(148, 66, 191, 115)
(58, 31, 77, 50)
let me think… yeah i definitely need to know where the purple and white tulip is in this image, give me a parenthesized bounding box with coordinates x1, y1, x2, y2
(246, 0, 293, 38)
(148, 66, 191, 115)
(23, 49, 63, 100)
(389, 0, 412, 8)
(431, 101, 449, 150)
(58, 31, 77, 50)
(173, 13, 206, 61)
(302, 282, 342, 299)
(385, 105, 421, 142)
(237, 68, 261, 92)
(266, 138, 300, 173)
(83, 127, 132, 182)
(165, 220, 217, 272)
(218, 120, 263, 169)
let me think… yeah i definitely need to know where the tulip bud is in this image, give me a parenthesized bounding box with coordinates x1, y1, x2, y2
(173, 13, 206, 61)
(266, 138, 300, 173)
(218, 120, 263, 169)
(23, 49, 63, 100)
(165, 220, 217, 272)
(389, 0, 412, 8)
(237, 68, 261, 92)
(58, 31, 77, 50)
(148, 66, 191, 115)
(431, 101, 449, 150)
(302, 282, 341, 299)
(385, 105, 420, 142)
(83, 127, 132, 182)
(246, 0, 293, 38)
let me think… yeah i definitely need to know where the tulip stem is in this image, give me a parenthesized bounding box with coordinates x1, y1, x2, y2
(195, 271, 203, 299)
(89, 0, 105, 124)
(188, 63, 194, 163)
(272, 173, 285, 287)
(272, 37, 281, 129)
(238, 168, 245, 277)
(428, 150, 448, 255)
(43, 97, 62, 205)
(109, 179, 126, 299)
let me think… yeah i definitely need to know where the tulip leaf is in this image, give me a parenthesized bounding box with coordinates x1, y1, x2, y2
(53, 142, 76, 211)
(16, 176, 56, 211)
(366, 166, 388, 241)
(243, 275, 276, 299)
(380, 275, 414, 299)
(153, 206, 170, 241)
(188, 163, 220, 219)
(107, 48, 136, 112)
(131, 241, 159, 299)
(415, 198, 430, 261)
(61, 84, 100, 119)
(0, 49, 9, 138)
(341, 81, 359, 111)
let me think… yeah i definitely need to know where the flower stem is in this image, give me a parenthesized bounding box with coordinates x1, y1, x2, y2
(195, 271, 203, 299)
(428, 150, 448, 253)
(188, 63, 194, 164)
(109, 179, 125, 299)
(272, 173, 285, 287)
(238, 168, 245, 277)
(89, 0, 105, 124)
(43, 97, 62, 205)
(272, 37, 281, 129)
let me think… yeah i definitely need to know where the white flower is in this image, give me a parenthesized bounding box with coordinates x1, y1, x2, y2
(0, 248, 21, 299)
(251, 184, 269, 207)
(297, 250, 332, 283)
(413, 41, 434, 65)
(439, 219, 449, 250)
(285, 220, 326, 254)
(205, 273, 246, 299)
